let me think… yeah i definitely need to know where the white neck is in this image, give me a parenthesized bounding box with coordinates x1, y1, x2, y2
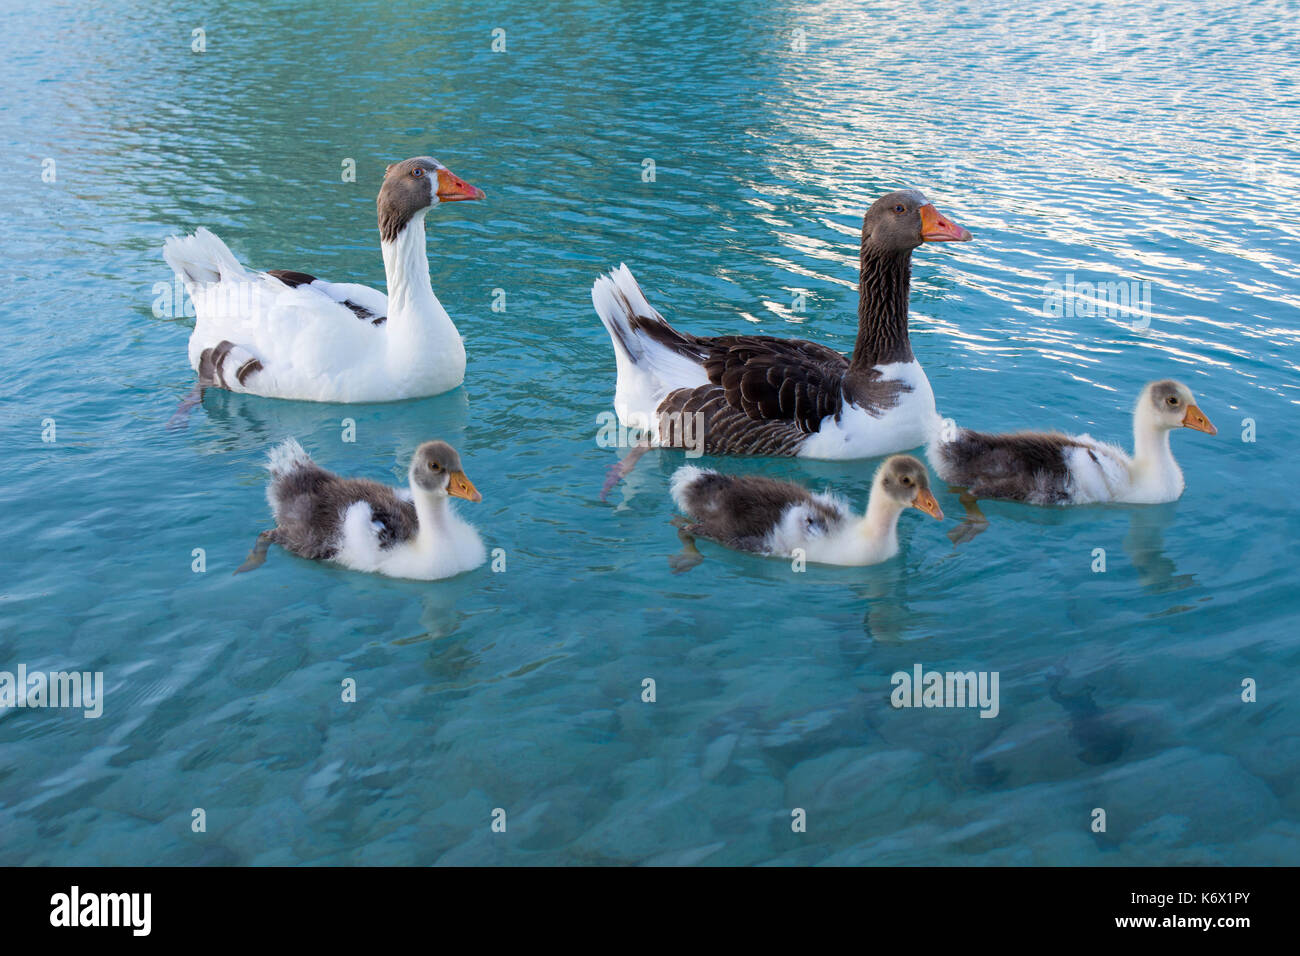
(411, 484, 453, 551)
(1130, 418, 1180, 488)
(853, 489, 905, 560)
(380, 215, 458, 356)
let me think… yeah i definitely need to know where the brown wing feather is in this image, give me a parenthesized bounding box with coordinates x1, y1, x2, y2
(625, 296, 908, 448)
(708, 337, 849, 432)
(658, 385, 810, 456)
(269, 465, 418, 558)
(677, 470, 845, 552)
(934, 430, 1081, 503)
(631, 323, 847, 439)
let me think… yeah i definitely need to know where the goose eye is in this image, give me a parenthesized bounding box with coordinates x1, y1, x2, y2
(893, 204, 905, 214)
(413, 168, 423, 177)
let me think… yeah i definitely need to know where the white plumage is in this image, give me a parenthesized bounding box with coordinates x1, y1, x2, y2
(249, 438, 486, 581)
(592, 264, 709, 432)
(164, 224, 464, 403)
(164, 156, 484, 404)
(670, 456, 944, 567)
(927, 379, 1217, 506)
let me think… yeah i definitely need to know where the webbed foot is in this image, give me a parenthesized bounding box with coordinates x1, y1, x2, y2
(166, 383, 206, 431)
(600, 442, 651, 501)
(668, 522, 704, 574)
(234, 530, 276, 574)
(947, 491, 989, 545)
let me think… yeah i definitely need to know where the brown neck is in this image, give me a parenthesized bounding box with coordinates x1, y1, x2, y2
(850, 245, 914, 370)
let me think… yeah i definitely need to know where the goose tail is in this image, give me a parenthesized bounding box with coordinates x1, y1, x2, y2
(591, 264, 708, 423)
(267, 438, 313, 478)
(163, 227, 249, 294)
(591, 264, 654, 367)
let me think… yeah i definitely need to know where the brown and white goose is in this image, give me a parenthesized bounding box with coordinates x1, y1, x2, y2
(164, 157, 484, 405)
(669, 455, 943, 568)
(236, 438, 485, 580)
(592, 190, 971, 477)
(928, 379, 1217, 506)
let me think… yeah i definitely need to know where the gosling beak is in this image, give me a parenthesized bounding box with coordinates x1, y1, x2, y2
(436, 167, 486, 202)
(447, 470, 482, 502)
(913, 489, 945, 520)
(920, 203, 972, 242)
(1181, 404, 1217, 435)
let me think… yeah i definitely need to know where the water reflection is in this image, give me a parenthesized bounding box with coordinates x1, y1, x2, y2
(1122, 501, 1197, 594)
(195, 387, 472, 462)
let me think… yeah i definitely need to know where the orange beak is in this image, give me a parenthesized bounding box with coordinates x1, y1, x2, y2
(448, 470, 482, 502)
(920, 204, 972, 242)
(436, 167, 486, 202)
(913, 489, 945, 520)
(1181, 404, 1217, 435)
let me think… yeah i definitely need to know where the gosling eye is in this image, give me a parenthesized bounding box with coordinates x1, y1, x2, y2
(1166, 396, 1179, 406)
(428, 460, 441, 471)
(901, 475, 913, 486)
(893, 203, 906, 214)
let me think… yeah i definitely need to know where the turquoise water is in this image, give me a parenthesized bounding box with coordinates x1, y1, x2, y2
(2, 0, 1298, 865)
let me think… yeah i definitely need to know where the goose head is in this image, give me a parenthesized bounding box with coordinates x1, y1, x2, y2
(378, 157, 485, 242)
(410, 440, 482, 502)
(862, 189, 971, 254)
(875, 455, 944, 519)
(1136, 379, 1217, 437)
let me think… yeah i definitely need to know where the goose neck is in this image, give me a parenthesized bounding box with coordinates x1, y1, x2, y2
(859, 491, 904, 550)
(1131, 420, 1178, 481)
(851, 247, 914, 370)
(412, 487, 451, 548)
(381, 215, 435, 320)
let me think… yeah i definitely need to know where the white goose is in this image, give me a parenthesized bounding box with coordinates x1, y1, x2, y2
(163, 157, 484, 405)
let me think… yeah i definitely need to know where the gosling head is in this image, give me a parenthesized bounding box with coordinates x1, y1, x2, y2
(409, 440, 481, 502)
(1138, 380, 1217, 436)
(875, 455, 944, 519)
(862, 189, 972, 255)
(377, 156, 485, 242)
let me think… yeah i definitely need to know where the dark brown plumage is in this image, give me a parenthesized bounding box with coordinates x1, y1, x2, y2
(672, 470, 842, 552)
(268, 462, 419, 560)
(265, 269, 317, 288)
(657, 383, 810, 456)
(931, 430, 1084, 503)
(197, 339, 262, 389)
(850, 247, 914, 368)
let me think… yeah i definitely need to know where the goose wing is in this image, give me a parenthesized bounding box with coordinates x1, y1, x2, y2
(652, 335, 850, 455)
(694, 334, 850, 432)
(265, 270, 388, 326)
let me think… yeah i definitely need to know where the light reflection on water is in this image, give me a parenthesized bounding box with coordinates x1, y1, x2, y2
(0, 0, 1297, 864)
